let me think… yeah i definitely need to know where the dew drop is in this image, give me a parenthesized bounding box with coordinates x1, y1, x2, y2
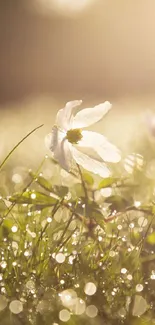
(11, 226, 18, 233)
(12, 262, 17, 267)
(59, 309, 70, 322)
(129, 223, 134, 229)
(56, 253, 65, 264)
(86, 305, 98, 318)
(47, 217, 52, 223)
(127, 274, 133, 281)
(0, 261, 7, 269)
(84, 282, 97, 296)
(26, 280, 35, 291)
(30, 193, 36, 199)
(121, 268, 127, 274)
(109, 251, 116, 257)
(134, 201, 141, 208)
(118, 307, 126, 317)
(70, 298, 86, 315)
(9, 300, 23, 314)
(31, 232, 36, 238)
(136, 284, 143, 292)
(60, 280, 65, 284)
(36, 300, 50, 314)
(12, 174, 22, 184)
(60, 289, 77, 307)
(24, 251, 30, 257)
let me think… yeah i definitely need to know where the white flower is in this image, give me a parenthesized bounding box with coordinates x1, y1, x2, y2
(45, 100, 121, 177)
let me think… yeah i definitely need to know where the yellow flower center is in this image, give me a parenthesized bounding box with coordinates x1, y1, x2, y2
(66, 128, 83, 144)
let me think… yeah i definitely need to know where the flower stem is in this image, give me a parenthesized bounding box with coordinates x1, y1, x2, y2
(76, 164, 88, 204)
(0, 124, 44, 171)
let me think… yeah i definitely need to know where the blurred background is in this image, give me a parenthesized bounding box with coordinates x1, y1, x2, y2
(1, 0, 155, 168)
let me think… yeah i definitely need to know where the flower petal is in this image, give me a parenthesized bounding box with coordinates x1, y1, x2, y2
(45, 125, 61, 151)
(72, 101, 112, 128)
(71, 146, 111, 178)
(56, 100, 82, 130)
(79, 131, 121, 163)
(97, 141, 121, 163)
(55, 138, 73, 171)
(45, 126, 72, 171)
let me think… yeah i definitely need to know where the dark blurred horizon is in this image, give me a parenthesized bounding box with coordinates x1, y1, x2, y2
(1, 0, 155, 104)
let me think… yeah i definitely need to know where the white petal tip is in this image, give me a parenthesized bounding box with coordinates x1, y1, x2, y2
(104, 101, 112, 110)
(66, 100, 83, 108)
(112, 152, 121, 163)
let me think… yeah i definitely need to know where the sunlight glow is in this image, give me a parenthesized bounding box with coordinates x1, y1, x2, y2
(37, 0, 94, 15)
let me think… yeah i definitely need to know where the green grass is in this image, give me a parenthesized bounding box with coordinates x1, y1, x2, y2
(0, 126, 155, 325)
